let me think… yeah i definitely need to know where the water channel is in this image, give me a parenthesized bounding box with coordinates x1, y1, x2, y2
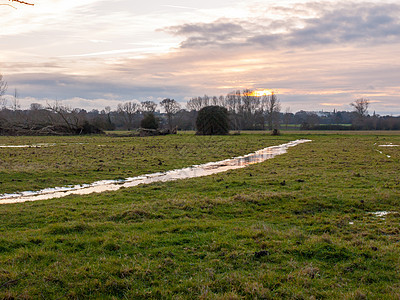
(0, 139, 312, 204)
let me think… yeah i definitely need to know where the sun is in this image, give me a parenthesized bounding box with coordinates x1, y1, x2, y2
(245, 89, 273, 97)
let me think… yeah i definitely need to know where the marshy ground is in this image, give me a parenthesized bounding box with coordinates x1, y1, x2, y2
(0, 132, 399, 298)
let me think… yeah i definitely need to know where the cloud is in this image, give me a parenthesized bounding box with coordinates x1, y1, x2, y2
(164, 2, 400, 49)
(164, 20, 246, 48)
(2, 0, 399, 115)
(6, 70, 190, 103)
(320, 102, 346, 107)
(167, 21, 244, 36)
(4, 37, 399, 115)
(0, 0, 101, 36)
(281, 3, 400, 47)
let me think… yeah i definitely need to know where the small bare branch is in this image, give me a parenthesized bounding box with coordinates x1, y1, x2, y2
(9, 0, 34, 5)
(1, 0, 34, 8)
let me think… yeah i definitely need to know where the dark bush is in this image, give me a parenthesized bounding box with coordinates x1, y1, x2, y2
(77, 121, 104, 134)
(140, 112, 159, 130)
(196, 106, 229, 135)
(271, 128, 280, 135)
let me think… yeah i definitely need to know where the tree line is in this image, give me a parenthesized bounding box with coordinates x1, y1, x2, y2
(1, 75, 399, 134)
(0, 98, 182, 135)
(187, 90, 281, 131)
(185, 93, 400, 131)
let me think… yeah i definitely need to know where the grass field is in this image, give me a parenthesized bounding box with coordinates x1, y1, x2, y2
(0, 134, 292, 195)
(0, 132, 399, 299)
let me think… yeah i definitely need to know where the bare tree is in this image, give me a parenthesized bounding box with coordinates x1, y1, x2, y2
(27, 103, 47, 126)
(240, 89, 264, 129)
(265, 92, 281, 130)
(46, 100, 85, 132)
(187, 96, 208, 111)
(350, 98, 369, 117)
(283, 107, 292, 129)
(218, 95, 225, 107)
(350, 98, 370, 128)
(0, 74, 7, 110)
(30, 103, 43, 111)
(211, 96, 219, 106)
(186, 97, 199, 111)
(160, 98, 180, 131)
(305, 112, 319, 129)
(104, 106, 111, 115)
(102, 106, 114, 129)
(140, 101, 157, 113)
(117, 101, 140, 130)
(10, 88, 20, 111)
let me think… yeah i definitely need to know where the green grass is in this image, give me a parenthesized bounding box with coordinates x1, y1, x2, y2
(0, 133, 291, 194)
(0, 132, 400, 299)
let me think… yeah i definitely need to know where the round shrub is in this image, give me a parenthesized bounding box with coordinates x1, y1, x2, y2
(196, 106, 229, 135)
(141, 112, 159, 130)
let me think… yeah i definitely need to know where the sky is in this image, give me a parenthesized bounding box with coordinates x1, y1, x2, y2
(1, 0, 399, 115)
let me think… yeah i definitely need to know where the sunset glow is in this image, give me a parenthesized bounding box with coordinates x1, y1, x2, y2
(245, 89, 273, 97)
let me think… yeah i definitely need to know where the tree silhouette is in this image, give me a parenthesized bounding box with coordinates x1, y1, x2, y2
(350, 98, 369, 117)
(141, 101, 157, 113)
(160, 98, 180, 131)
(0, 74, 7, 109)
(117, 101, 139, 130)
(196, 106, 229, 135)
(265, 92, 281, 130)
(350, 98, 370, 129)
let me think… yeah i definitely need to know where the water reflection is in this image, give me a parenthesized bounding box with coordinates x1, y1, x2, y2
(0, 139, 311, 204)
(0, 143, 57, 148)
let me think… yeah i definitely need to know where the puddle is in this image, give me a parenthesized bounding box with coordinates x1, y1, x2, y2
(0, 139, 311, 204)
(370, 211, 396, 220)
(372, 211, 390, 217)
(376, 143, 398, 158)
(0, 143, 87, 148)
(376, 150, 391, 158)
(0, 143, 57, 148)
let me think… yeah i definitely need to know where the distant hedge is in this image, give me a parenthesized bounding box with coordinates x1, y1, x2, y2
(301, 124, 354, 130)
(196, 106, 229, 135)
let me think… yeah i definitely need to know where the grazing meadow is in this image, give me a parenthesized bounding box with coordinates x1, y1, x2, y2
(0, 132, 399, 298)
